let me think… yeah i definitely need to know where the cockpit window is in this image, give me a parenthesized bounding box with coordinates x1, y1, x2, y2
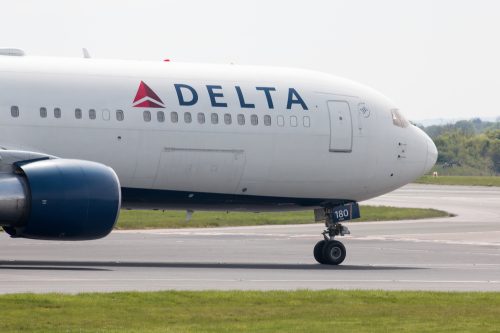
(391, 109, 409, 128)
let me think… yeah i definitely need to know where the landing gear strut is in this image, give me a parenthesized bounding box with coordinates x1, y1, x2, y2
(313, 204, 358, 265)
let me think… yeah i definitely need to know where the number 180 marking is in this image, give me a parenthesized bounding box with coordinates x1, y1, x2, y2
(334, 209, 350, 220)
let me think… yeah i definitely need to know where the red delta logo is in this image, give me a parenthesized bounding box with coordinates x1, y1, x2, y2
(132, 81, 165, 108)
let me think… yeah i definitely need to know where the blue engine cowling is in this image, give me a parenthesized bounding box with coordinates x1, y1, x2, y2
(2, 159, 121, 240)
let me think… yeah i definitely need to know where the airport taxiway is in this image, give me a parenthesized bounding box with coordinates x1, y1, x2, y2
(0, 184, 499, 293)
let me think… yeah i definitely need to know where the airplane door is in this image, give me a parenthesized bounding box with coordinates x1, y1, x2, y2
(328, 101, 353, 152)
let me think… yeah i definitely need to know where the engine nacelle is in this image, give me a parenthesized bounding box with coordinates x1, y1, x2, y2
(0, 159, 121, 240)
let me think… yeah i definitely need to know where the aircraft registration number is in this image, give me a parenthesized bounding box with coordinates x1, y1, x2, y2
(330, 203, 360, 223)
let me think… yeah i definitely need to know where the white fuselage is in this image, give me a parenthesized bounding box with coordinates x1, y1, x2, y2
(0, 56, 437, 210)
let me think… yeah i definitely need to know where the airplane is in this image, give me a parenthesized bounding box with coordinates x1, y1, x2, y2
(0, 48, 437, 265)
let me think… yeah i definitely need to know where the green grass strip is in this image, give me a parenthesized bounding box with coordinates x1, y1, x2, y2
(1, 290, 499, 332)
(116, 205, 449, 230)
(416, 175, 500, 186)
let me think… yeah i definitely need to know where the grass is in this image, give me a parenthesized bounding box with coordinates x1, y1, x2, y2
(1, 290, 499, 332)
(428, 164, 496, 177)
(115, 205, 449, 230)
(416, 175, 500, 186)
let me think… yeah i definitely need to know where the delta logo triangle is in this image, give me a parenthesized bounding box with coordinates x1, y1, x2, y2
(132, 81, 165, 108)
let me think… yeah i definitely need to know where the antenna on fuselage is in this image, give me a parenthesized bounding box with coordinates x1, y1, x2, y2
(186, 210, 194, 222)
(82, 48, 91, 59)
(0, 48, 25, 56)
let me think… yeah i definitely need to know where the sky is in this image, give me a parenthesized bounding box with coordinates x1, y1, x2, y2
(1, 0, 499, 122)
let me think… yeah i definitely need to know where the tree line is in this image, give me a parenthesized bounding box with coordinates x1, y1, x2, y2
(418, 118, 499, 176)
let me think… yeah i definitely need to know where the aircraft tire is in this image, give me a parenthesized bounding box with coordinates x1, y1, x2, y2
(322, 240, 346, 265)
(313, 240, 328, 264)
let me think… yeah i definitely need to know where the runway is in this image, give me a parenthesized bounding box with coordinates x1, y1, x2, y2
(0, 184, 499, 293)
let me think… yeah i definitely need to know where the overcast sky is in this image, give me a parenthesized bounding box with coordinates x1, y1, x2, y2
(2, 0, 499, 121)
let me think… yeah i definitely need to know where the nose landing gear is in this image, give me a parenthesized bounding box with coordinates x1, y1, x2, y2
(313, 203, 358, 265)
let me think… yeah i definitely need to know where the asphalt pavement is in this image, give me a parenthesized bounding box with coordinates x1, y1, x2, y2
(0, 184, 499, 293)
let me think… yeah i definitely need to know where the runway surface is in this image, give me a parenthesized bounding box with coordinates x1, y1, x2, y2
(0, 184, 499, 293)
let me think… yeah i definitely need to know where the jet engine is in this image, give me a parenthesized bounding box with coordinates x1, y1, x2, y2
(0, 158, 121, 240)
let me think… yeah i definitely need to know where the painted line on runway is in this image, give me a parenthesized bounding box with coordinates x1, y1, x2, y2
(1, 278, 500, 284)
(352, 234, 500, 246)
(113, 229, 500, 247)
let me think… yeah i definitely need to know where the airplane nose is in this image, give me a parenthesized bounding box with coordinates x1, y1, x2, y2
(424, 135, 438, 173)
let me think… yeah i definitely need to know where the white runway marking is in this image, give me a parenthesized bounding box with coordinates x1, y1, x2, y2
(1, 278, 500, 285)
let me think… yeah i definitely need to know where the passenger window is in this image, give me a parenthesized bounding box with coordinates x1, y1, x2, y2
(54, 108, 61, 119)
(102, 109, 110, 121)
(184, 112, 192, 123)
(197, 113, 205, 124)
(237, 114, 245, 125)
(143, 110, 151, 122)
(224, 113, 232, 125)
(303, 116, 310, 128)
(251, 114, 258, 126)
(75, 108, 82, 119)
(40, 107, 47, 118)
(264, 115, 271, 126)
(391, 109, 409, 128)
(10, 106, 19, 118)
(277, 115, 285, 127)
(171, 111, 178, 123)
(211, 113, 219, 124)
(89, 109, 96, 120)
(290, 116, 298, 127)
(116, 110, 124, 121)
(157, 111, 165, 122)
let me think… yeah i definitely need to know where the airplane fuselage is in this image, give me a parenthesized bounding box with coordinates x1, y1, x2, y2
(0, 56, 437, 211)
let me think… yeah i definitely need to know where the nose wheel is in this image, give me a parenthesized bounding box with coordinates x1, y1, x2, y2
(313, 240, 328, 264)
(313, 205, 355, 265)
(314, 239, 346, 265)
